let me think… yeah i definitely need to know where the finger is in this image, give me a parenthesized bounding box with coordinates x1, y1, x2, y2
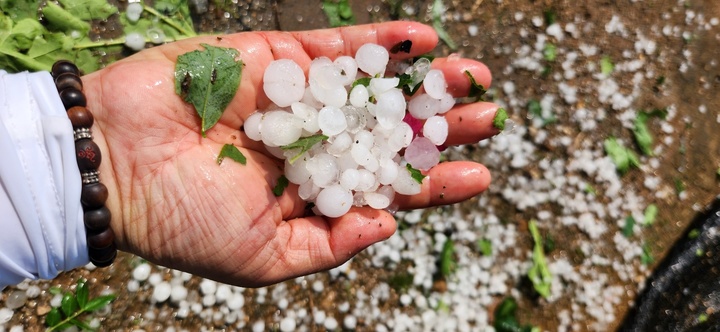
(393, 161, 491, 210)
(444, 102, 504, 146)
(253, 207, 397, 286)
(431, 57, 493, 97)
(291, 21, 439, 61)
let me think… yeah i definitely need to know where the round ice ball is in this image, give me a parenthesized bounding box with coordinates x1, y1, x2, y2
(423, 116, 449, 145)
(355, 43, 389, 76)
(126, 3, 143, 22)
(404, 137, 440, 171)
(260, 110, 303, 146)
(423, 69, 447, 99)
(349, 84, 369, 108)
(375, 89, 406, 129)
(263, 59, 306, 107)
(408, 93, 441, 119)
(124, 32, 145, 51)
(334, 56, 358, 85)
(285, 158, 311, 184)
(291, 102, 320, 133)
(391, 164, 422, 195)
(316, 185, 353, 217)
(243, 111, 263, 141)
(318, 106, 348, 136)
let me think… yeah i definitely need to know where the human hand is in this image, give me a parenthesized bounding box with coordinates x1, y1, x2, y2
(82, 21, 500, 287)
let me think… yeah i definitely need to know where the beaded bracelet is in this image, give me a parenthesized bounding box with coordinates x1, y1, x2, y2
(51, 60, 117, 267)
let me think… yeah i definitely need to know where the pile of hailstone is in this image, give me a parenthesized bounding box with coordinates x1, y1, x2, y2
(244, 43, 454, 217)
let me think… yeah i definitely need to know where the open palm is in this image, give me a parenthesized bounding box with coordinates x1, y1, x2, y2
(81, 22, 499, 287)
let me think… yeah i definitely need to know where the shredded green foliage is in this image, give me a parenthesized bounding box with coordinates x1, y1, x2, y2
(322, 0, 355, 27)
(216, 144, 246, 165)
(584, 184, 597, 195)
(688, 228, 700, 239)
(543, 9, 557, 26)
(633, 108, 668, 156)
(604, 137, 640, 174)
(674, 178, 686, 195)
(281, 134, 329, 164)
(464, 70, 487, 101)
(494, 297, 541, 332)
(396, 73, 423, 96)
(477, 239, 492, 257)
(431, 0, 457, 50)
(696, 248, 705, 257)
(698, 313, 709, 323)
(642, 204, 658, 226)
(272, 175, 289, 197)
(439, 238, 456, 278)
(0, 0, 196, 73)
(493, 108, 509, 131)
(622, 216, 636, 237)
(600, 55, 614, 75)
(641, 243, 654, 266)
(405, 164, 426, 184)
(528, 220, 552, 298)
(527, 99, 557, 126)
(543, 43, 557, 61)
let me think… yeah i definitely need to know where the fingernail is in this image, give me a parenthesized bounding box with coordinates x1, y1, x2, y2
(492, 108, 508, 131)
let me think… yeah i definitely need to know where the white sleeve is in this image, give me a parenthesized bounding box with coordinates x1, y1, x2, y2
(0, 70, 88, 290)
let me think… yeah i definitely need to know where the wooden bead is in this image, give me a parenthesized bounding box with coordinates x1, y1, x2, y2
(81, 183, 108, 209)
(84, 206, 111, 230)
(51, 60, 80, 78)
(67, 106, 94, 129)
(54, 73, 83, 92)
(59, 88, 86, 109)
(89, 243, 117, 267)
(75, 139, 102, 171)
(87, 227, 115, 249)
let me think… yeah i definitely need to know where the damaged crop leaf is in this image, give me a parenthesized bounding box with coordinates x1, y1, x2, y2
(272, 175, 289, 197)
(175, 44, 242, 136)
(633, 108, 667, 156)
(281, 134, 329, 164)
(464, 70, 487, 101)
(216, 144, 246, 165)
(604, 137, 640, 174)
(528, 220, 552, 298)
(406, 163, 426, 184)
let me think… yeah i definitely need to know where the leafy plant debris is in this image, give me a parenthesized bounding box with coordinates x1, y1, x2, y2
(280, 134, 329, 164)
(528, 220, 552, 298)
(174, 44, 242, 136)
(216, 144, 246, 165)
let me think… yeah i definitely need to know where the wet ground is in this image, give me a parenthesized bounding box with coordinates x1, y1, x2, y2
(2, 0, 720, 331)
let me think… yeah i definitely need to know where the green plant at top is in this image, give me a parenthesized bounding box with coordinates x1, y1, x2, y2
(0, 0, 196, 74)
(45, 279, 117, 331)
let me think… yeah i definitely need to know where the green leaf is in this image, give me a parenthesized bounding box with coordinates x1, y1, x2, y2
(61, 292, 79, 317)
(175, 44, 243, 136)
(493, 108, 508, 131)
(322, 0, 355, 27)
(528, 220, 552, 298)
(688, 228, 700, 239)
(76, 279, 89, 309)
(69, 317, 95, 330)
(41, 2, 91, 33)
(431, 0, 456, 50)
(604, 137, 640, 174)
(45, 308, 63, 327)
(440, 238, 456, 278)
(351, 77, 371, 88)
(543, 43, 557, 61)
(600, 55, 614, 75)
(84, 294, 116, 312)
(494, 297, 539, 332)
(674, 178, 686, 194)
(405, 163, 426, 184)
(633, 109, 667, 156)
(622, 216, 635, 237)
(395, 73, 422, 96)
(216, 144, 247, 165)
(48, 286, 63, 295)
(641, 243, 654, 266)
(10, 18, 44, 50)
(477, 239, 492, 256)
(642, 204, 658, 226)
(280, 134, 329, 164)
(543, 9, 557, 26)
(464, 70, 487, 101)
(57, 0, 118, 21)
(527, 99, 557, 126)
(272, 175, 289, 197)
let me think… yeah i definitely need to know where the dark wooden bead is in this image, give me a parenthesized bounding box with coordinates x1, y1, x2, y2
(81, 183, 108, 209)
(59, 88, 86, 109)
(89, 243, 117, 267)
(75, 139, 102, 171)
(67, 106, 94, 129)
(52, 60, 80, 78)
(84, 206, 111, 230)
(54, 73, 83, 92)
(87, 227, 115, 249)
